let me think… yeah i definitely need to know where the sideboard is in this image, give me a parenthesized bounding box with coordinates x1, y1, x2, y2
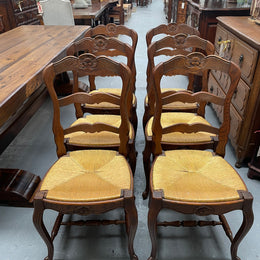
(186, 0, 250, 43)
(0, 0, 40, 32)
(209, 16, 260, 167)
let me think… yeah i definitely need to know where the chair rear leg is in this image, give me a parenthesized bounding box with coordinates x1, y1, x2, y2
(130, 106, 138, 134)
(128, 143, 137, 175)
(142, 141, 152, 199)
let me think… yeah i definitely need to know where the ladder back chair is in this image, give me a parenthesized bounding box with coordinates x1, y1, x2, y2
(147, 53, 254, 260)
(109, 0, 125, 25)
(143, 33, 215, 130)
(67, 34, 137, 133)
(142, 52, 238, 199)
(33, 54, 138, 260)
(146, 23, 200, 48)
(84, 23, 138, 92)
(56, 49, 137, 173)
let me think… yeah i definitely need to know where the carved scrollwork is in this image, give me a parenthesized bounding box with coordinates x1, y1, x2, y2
(168, 23, 178, 33)
(79, 55, 97, 71)
(185, 53, 206, 69)
(75, 206, 91, 215)
(94, 36, 108, 50)
(175, 34, 187, 46)
(195, 206, 214, 216)
(106, 23, 117, 34)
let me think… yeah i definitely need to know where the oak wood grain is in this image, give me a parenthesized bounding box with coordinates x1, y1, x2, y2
(0, 25, 89, 129)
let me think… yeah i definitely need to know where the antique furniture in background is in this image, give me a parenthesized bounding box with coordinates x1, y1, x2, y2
(147, 53, 253, 260)
(167, 0, 187, 23)
(250, 0, 260, 24)
(186, 0, 250, 43)
(108, 0, 124, 24)
(73, 0, 118, 27)
(33, 54, 138, 260)
(248, 130, 260, 179)
(0, 25, 89, 206)
(39, 0, 75, 25)
(0, 0, 40, 32)
(209, 16, 260, 167)
(0, 14, 4, 32)
(0, 25, 89, 155)
(0, 168, 41, 207)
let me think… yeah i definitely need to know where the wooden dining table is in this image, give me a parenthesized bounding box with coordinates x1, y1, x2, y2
(73, 0, 118, 27)
(0, 25, 90, 154)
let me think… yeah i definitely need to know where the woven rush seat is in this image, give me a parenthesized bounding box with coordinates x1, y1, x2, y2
(65, 114, 134, 146)
(40, 150, 131, 202)
(146, 112, 216, 143)
(145, 88, 197, 111)
(152, 150, 247, 202)
(83, 88, 137, 109)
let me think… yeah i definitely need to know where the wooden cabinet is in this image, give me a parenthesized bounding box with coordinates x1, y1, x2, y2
(186, 0, 250, 43)
(0, 0, 40, 32)
(209, 16, 260, 167)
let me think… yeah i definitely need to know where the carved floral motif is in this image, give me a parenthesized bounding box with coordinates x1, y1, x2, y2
(195, 206, 214, 216)
(185, 53, 206, 69)
(79, 55, 97, 71)
(94, 36, 108, 50)
(106, 23, 117, 34)
(168, 23, 178, 33)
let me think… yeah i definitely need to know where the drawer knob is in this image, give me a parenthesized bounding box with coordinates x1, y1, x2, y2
(210, 86, 213, 92)
(239, 54, 244, 65)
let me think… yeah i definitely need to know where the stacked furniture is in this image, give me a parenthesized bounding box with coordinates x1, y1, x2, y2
(209, 16, 260, 167)
(0, 0, 40, 31)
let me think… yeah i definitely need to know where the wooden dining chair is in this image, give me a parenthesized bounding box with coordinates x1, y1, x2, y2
(84, 23, 138, 92)
(143, 33, 215, 130)
(33, 54, 138, 260)
(147, 53, 254, 260)
(146, 23, 200, 48)
(142, 52, 238, 199)
(67, 34, 138, 133)
(109, 0, 124, 25)
(54, 47, 137, 172)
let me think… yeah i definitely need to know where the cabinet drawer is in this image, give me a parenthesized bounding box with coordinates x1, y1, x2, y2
(208, 73, 242, 149)
(12, 0, 37, 12)
(231, 79, 250, 117)
(208, 73, 225, 122)
(231, 38, 258, 85)
(15, 8, 38, 25)
(215, 25, 228, 53)
(229, 105, 242, 150)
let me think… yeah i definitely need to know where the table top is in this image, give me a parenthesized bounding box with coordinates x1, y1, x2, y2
(0, 25, 89, 129)
(73, 0, 118, 19)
